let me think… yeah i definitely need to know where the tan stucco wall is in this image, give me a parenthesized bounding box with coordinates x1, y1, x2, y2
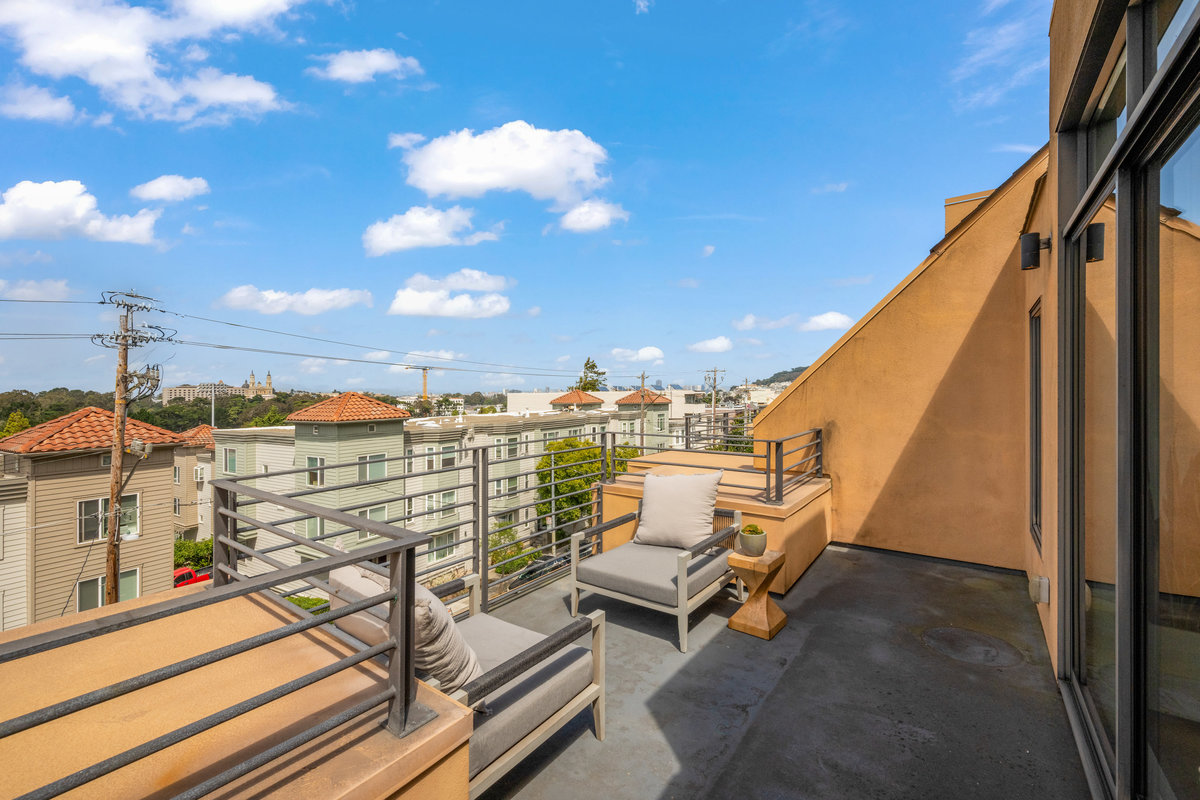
(1050, 0, 1105, 129)
(753, 152, 1050, 573)
(945, 191, 992, 232)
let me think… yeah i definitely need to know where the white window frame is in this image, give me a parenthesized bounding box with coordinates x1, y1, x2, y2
(441, 444, 456, 468)
(306, 517, 325, 539)
(357, 453, 386, 482)
(367, 423, 377, 433)
(194, 465, 205, 484)
(306, 456, 325, 487)
(77, 493, 139, 544)
(76, 567, 139, 612)
(440, 490, 455, 518)
(223, 447, 237, 474)
(173, 465, 180, 484)
(430, 531, 454, 562)
(356, 505, 387, 542)
(173, 498, 181, 516)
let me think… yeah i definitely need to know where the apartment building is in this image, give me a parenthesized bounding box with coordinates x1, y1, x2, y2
(0, 408, 183, 629)
(211, 425, 297, 578)
(172, 424, 214, 541)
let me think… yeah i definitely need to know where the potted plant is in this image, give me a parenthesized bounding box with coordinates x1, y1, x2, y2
(738, 523, 767, 556)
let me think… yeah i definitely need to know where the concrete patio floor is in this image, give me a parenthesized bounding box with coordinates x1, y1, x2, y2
(479, 544, 1089, 800)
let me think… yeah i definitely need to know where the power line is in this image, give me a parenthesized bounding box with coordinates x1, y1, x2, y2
(154, 307, 586, 375)
(0, 298, 101, 305)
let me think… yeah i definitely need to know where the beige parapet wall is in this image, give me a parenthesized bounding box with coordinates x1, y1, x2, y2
(753, 149, 1051, 573)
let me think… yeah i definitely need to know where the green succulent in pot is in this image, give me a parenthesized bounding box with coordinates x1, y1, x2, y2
(738, 523, 767, 556)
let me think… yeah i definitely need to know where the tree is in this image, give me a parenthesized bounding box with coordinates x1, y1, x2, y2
(488, 523, 537, 575)
(249, 408, 287, 427)
(572, 357, 607, 392)
(535, 438, 638, 537)
(478, 406, 498, 414)
(434, 395, 458, 416)
(0, 410, 31, 438)
(405, 398, 434, 418)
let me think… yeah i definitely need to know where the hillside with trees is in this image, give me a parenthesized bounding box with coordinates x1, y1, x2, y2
(758, 365, 810, 385)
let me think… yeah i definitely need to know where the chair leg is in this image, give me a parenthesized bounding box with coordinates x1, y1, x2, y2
(593, 695, 605, 741)
(570, 583, 579, 617)
(678, 611, 688, 653)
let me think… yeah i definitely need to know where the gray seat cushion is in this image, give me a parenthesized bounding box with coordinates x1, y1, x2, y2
(456, 614, 593, 779)
(575, 542, 731, 607)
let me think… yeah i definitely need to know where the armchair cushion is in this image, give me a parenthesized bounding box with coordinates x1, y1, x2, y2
(328, 566, 483, 693)
(632, 471, 723, 549)
(456, 614, 593, 779)
(575, 542, 730, 607)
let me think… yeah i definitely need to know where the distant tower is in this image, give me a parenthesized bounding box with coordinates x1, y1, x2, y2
(249, 370, 256, 387)
(265, 371, 272, 391)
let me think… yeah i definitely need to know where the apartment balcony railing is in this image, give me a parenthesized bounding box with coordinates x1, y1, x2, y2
(0, 488, 432, 800)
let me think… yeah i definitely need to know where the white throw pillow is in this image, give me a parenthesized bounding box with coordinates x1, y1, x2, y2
(335, 564, 483, 693)
(632, 470, 724, 549)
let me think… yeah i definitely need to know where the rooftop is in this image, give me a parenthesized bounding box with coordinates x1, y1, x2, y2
(180, 423, 216, 449)
(615, 388, 670, 406)
(0, 406, 183, 454)
(285, 392, 411, 423)
(548, 390, 603, 407)
(480, 545, 1088, 799)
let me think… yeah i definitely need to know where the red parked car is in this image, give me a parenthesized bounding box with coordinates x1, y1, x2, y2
(173, 566, 212, 587)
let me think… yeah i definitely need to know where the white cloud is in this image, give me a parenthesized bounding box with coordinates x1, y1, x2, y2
(0, 249, 52, 266)
(688, 336, 732, 353)
(0, 278, 69, 300)
(0, 0, 298, 125)
(131, 175, 210, 202)
(732, 313, 797, 331)
(992, 143, 1040, 154)
(218, 285, 374, 315)
(528, 306, 541, 317)
(388, 288, 510, 318)
(388, 131, 426, 150)
(299, 357, 326, 374)
(404, 120, 610, 206)
(799, 311, 854, 331)
(85, 353, 107, 363)
(181, 223, 199, 235)
(611, 345, 664, 363)
(555, 354, 571, 363)
(307, 49, 423, 83)
(406, 268, 512, 292)
(363, 205, 500, 255)
(182, 44, 208, 62)
(812, 182, 849, 194)
(952, 6, 1051, 110)
(387, 349, 464, 372)
(560, 199, 629, 232)
(0, 180, 159, 244)
(0, 83, 76, 122)
(635, 0, 653, 12)
(739, 337, 763, 346)
(701, 245, 715, 258)
(676, 277, 700, 289)
(363, 350, 391, 361)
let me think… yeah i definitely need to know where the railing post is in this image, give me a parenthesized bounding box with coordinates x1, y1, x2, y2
(816, 429, 823, 475)
(773, 440, 785, 503)
(684, 415, 692, 450)
(386, 547, 431, 736)
(599, 430, 609, 484)
(477, 446, 490, 613)
(212, 483, 234, 586)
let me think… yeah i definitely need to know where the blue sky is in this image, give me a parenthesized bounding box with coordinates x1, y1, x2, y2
(0, 0, 1051, 395)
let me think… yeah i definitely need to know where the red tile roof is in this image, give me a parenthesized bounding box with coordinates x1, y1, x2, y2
(286, 392, 411, 423)
(180, 424, 216, 449)
(549, 389, 603, 406)
(0, 407, 184, 454)
(616, 389, 670, 406)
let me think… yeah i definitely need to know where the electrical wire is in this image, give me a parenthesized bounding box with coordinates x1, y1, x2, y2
(0, 298, 101, 305)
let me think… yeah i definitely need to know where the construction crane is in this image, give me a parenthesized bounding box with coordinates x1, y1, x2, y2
(418, 366, 429, 400)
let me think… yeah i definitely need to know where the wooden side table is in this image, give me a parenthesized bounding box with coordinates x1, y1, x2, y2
(727, 549, 787, 640)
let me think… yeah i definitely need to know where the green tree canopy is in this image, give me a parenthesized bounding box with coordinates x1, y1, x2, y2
(488, 522, 537, 575)
(572, 357, 607, 392)
(0, 410, 31, 438)
(249, 408, 288, 427)
(535, 438, 638, 537)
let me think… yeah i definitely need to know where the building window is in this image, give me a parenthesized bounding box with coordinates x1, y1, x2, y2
(441, 444, 456, 468)
(306, 517, 325, 540)
(1029, 302, 1042, 551)
(507, 436, 519, 458)
(100, 453, 111, 467)
(430, 532, 453, 562)
(77, 494, 138, 543)
(440, 490, 455, 517)
(223, 448, 237, 474)
(312, 425, 320, 435)
(367, 423, 376, 433)
(425, 447, 436, 471)
(356, 505, 387, 541)
(173, 498, 181, 516)
(194, 465, 205, 485)
(77, 568, 139, 611)
(306, 456, 325, 487)
(173, 465, 180, 484)
(357, 453, 386, 482)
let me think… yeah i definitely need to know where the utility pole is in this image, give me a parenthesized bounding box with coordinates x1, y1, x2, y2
(705, 367, 725, 442)
(94, 292, 168, 605)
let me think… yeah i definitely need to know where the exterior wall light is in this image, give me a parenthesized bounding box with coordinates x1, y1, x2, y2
(1020, 232, 1052, 270)
(1085, 222, 1105, 262)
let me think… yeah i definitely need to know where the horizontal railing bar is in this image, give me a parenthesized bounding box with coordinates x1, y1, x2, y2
(0, 538, 409, 665)
(781, 444, 818, 459)
(19, 640, 394, 800)
(415, 553, 475, 579)
(169, 688, 396, 800)
(0, 590, 393, 740)
(213, 479, 427, 546)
